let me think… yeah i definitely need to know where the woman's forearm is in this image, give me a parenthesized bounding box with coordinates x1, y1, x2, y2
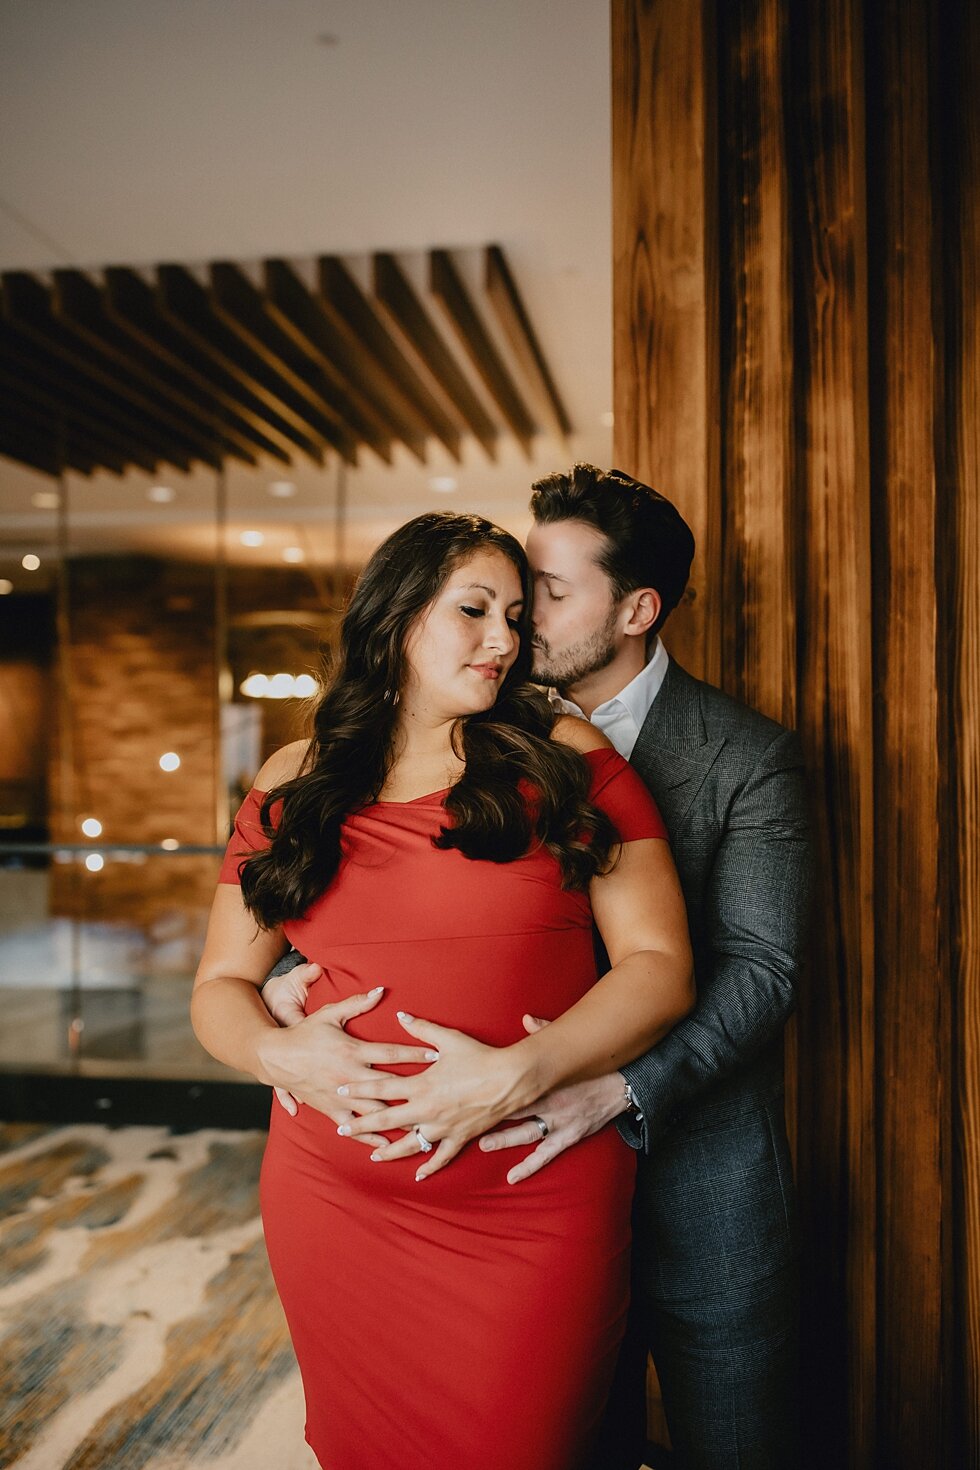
(191, 976, 281, 1083)
(504, 949, 695, 1110)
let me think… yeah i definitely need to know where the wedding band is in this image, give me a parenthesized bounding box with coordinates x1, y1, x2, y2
(532, 1116, 549, 1140)
(414, 1126, 434, 1153)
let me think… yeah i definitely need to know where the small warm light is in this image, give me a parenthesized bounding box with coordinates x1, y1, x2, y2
(161, 838, 180, 851)
(269, 672, 294, 699)
(282, 546, 305, 564)
(240, 671, 318, 700)
(81, 817, 103, 838)
(148, 485, 176, 503)
(32, 491, 61, 510)
(21, 554, 41, 571)
(85, 853, 105, 872)
(240, 530, 265, 547)
(600, 411, 615, 428)
(0, 580, 12, 596)
(159, 752, 181, 772)
(268, 481, 297, 498)
(429, 476, 457, 494)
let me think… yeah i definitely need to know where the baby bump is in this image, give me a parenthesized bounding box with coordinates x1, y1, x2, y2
(261, 1096, 636, 1245)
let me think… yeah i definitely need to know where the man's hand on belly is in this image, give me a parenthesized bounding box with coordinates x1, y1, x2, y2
(479, 1072, 628, 1182)
(478, 1018, 629, 1183)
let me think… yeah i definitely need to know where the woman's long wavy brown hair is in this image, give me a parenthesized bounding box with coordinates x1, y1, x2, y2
(238, 512, 617, 928)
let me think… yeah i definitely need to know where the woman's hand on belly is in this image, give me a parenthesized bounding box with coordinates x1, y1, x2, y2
(336, 1011, 541, 1179)
(257, 987, 439, 1145)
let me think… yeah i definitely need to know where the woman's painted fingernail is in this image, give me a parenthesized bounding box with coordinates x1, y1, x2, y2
(424, 1050, 439, 1062)
(369, 985, 384, 996)
(370, 1150, 382, 1161)
(337, 1124, 351, 1136)
(337, 1085, 350, 1096)
(397, 1010, 413, 1023)
(415, 1170, 427, 1182)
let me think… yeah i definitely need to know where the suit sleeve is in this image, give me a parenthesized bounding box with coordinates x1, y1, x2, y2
(618, 728, 813, 1151)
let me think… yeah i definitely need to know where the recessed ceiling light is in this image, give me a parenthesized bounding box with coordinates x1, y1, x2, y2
(160, 838, 180, 851)
(0, 580, 12, 596)
(600, 411, 615, 428)
(282, 546, 305, 564)
(268, 481, 297, 498)
(85, 853, 105, 873)
(148, 485, 176, 503)
(31, 491, 61, 510)
(21, 554, 41, 571)
(240, 530, 265, 547)
(429, 477, 457, 494)
(81, 817, 103, 837)
(159, 752, 181, 772)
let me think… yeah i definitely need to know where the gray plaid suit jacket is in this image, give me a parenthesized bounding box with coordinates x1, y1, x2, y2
(618, 659, 812, 1302)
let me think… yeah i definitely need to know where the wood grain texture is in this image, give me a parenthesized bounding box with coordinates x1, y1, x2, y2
(944, 2, 980, 1459)
(611, 0, 720, 683)
(717, 0, 794, 730)
(788, 5, 877, 1463)
(866, 3, 950, 1461)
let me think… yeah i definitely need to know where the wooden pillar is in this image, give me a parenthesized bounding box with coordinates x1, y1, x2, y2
(865, 2, 951, 1461)
(787, 4, 876, 1462)
(943, 2, 980, 1460)
(611, 0, 720, 685)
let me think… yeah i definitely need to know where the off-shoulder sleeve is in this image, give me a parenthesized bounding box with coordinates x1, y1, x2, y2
(585, 747, 668, 842)
(218, 788, 277, 884)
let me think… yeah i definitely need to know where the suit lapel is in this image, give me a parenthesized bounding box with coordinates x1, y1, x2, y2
(631, 662, 725, 833)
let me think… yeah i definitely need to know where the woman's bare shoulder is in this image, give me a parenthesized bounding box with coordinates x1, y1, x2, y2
(254, 739, 312, 791)
(550, 713, 612, 754)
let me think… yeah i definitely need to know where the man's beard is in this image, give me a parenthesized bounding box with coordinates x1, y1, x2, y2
(530, 607, 620, 692)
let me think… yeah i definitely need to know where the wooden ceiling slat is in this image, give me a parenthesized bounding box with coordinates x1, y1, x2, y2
(164, 264, 349, 463)
(372, 253, 498, 462)
(263, 259, 397, 465)
(4, 387, 126, 475)
(101, 268, 292, 464)
(156, 266, 328, 466)
(52, 270, 260, 468)
(319, 256, 464, 461)
(484, 245, 572, 441)
(103, 268, 297, 466)
(429, 250, 538, 456)
(209, 263, 364, 464)
(0, 364, 158, 474)
(0, 330, 186, 472)
(1, 273, 223, 470)
(0, 415, 95, 476)
(268, 255, 426, 455)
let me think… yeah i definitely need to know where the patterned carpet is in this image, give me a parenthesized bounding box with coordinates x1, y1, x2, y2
(0, 1122, 318, 1470)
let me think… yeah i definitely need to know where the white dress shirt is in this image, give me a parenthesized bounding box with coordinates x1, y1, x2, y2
(549, 637, 670, 759)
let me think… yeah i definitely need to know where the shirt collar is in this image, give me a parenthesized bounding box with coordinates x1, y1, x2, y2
(549, 636, 670, 727)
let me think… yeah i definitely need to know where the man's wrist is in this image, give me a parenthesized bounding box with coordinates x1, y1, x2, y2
(620, 1074, 644, 1120)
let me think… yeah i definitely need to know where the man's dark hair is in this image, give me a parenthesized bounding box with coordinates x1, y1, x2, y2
(529, 463, 695, 635)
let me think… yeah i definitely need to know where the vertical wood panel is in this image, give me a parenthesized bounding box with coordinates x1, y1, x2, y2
(611, 0, 720, 683)
(717, 0, 795, 730)
(612, 0, 972, 1460)
(866, 2, 948, 1461)
(945, 2, 980, 1460)
(787, 3, 876, 1463)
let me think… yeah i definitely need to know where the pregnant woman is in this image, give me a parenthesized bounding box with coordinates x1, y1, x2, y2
(191, 511, 693, 1470)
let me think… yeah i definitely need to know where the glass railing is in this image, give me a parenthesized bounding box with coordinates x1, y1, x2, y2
(0, 842, 248, 1081)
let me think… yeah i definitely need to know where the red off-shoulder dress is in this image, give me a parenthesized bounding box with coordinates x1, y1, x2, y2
(219, 747, 667, 1470)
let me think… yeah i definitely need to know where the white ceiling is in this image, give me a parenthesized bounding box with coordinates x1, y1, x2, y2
(0, 0, 613, 583)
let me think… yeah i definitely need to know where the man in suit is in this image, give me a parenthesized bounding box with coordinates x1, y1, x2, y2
(261, 464, 811, 1469)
